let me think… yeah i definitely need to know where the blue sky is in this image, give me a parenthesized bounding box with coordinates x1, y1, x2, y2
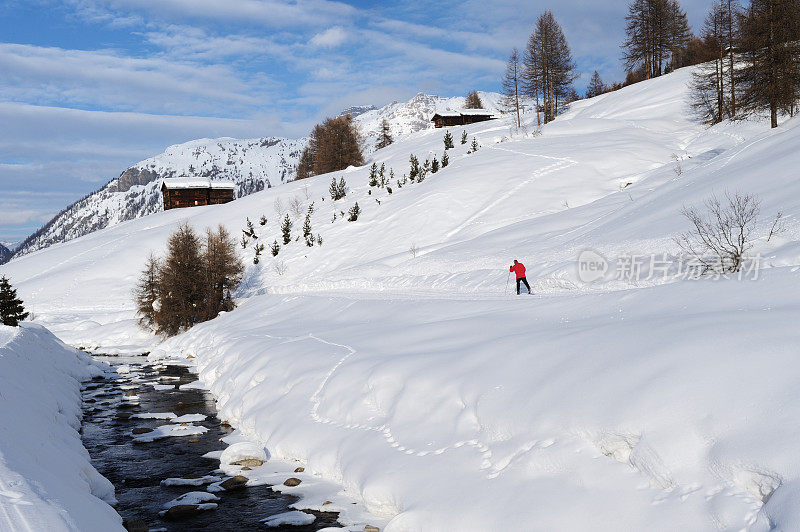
(0, 0, 709, 244)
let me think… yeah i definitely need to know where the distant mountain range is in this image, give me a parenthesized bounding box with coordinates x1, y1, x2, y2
(0, 243, 12, 265)
(10, 92, 502, 260)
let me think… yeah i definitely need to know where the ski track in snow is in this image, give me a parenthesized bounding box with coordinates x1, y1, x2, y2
(307, 333, 501, 473)
(0, 474, 33, 532)
(446, 145, 578, 240)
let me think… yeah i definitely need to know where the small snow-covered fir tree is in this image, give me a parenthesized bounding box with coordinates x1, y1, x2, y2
(281, 214, 292, 245)
(441, 151, 450, 168)
(375, 118, 393, 150)
(0, 277, 28, 327)
(369, 163, 379, 187)
(347, 202, 361, 221)
(471, 137, 479, 152)
(337, 177, 347, 199)
(253, 242, 265, 264)
(259, 215, 268, 226)
(379, 163, 386, 187)
(271, 240, 280, 256)
(431, 156, 440, 173)
(409, 154, 420, 181)
(461, 130, 468, 144)
(303, 214, 314, 247)
(243, 217, 256, 238)
(443, 131, 454, 149)
(329, 177, 339, 200)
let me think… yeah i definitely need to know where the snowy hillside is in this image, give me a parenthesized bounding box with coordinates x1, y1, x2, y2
(12, 92, 504, 259)
(4, 67, 800, 530)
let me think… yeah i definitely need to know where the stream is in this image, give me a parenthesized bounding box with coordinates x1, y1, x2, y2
(81, 356, 342, 531)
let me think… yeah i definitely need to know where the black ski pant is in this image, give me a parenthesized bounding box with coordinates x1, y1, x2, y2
(516, 277, 531, 294)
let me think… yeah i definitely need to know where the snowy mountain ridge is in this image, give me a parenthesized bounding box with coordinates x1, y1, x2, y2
(0, 243, 12, 265)
(11, 92, 504, 259)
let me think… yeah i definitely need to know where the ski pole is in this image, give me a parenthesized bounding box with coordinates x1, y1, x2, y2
(505, 270, 511, 295)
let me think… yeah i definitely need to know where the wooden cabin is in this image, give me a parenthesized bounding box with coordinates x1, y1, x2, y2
(431, 110, 495, 128)
(161, 178, 236, 210)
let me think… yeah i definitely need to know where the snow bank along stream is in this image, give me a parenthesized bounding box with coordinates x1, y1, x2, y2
(81, 356, 346, 531)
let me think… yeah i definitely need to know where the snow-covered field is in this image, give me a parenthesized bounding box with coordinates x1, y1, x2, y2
(3, 66, 800, 530)
(0, 325, 122, 531)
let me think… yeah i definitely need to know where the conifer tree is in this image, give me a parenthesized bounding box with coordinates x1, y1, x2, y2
(465, 90, 484, 108)
(253, 242, 264, 265)
(329, 176, 339, 200)
(202, 225, 243, 319)
(347, 202, 361, 221)
(379, 163, 386, 187)
(0, 276, 29, 327)
(443, 130, 454, 149)
(271, 240, 280, 256)
(691, 1, 738, 124)
(303, 214, 314, 247)
(523, 10, 578, 123)
(461, 130, 468, 144)
(369, 162, 379, 187)
(296, 142, 316, 180)
(441, 151, 450, 168)
(243, 217, 256, 238)
(134, 254, 160, 331)
(281, 214, 292, 245)
(135, 224, 243, 336)
(337, 177, 347, 199)
(737, 0, 800, 128)
(471, 137, 479, 152)
(300, 115, 363, 176)
(431, 156, 440, 173)
(622, 0, 692, 79)
(421, 158, 431, 179)
(376, 118, 394, 149)
(501, 47, 523, 128)
(259, 215, 267, 226)
(156, 223, 204, 336)
(585, 70, 607, 98)
(409, 154, 420, 181)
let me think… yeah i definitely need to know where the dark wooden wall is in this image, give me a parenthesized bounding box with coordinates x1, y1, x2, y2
(433, 115, 494, 128)
(162, 187, 235, 210)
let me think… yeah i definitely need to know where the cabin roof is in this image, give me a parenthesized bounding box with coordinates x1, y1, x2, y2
(431, 110, 494, 120)
(459, 109, 493, 116)
(161, 178, 236, 190)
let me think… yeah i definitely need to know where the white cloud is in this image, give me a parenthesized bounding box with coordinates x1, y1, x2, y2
(310, 26, 348, 48)
(0, 43, 268, 114)
(70, 0, 357, 28)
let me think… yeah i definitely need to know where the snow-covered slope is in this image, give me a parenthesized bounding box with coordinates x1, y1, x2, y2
(12, 92, 504, 259)
(0, 324, 121, 531)
(3, 68, 800, 530)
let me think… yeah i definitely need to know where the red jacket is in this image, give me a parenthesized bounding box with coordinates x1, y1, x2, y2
(510, 262, 526, 279)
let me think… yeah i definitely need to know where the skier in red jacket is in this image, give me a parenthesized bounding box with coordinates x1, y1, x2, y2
(510, 260, 531, 295)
